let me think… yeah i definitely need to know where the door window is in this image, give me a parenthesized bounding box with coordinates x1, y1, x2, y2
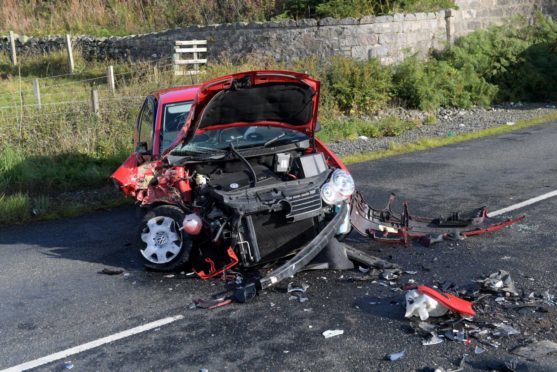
(137, 98, 155, 152)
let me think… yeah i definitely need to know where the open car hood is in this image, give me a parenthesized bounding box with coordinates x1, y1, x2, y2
(164, 70, 320, 154)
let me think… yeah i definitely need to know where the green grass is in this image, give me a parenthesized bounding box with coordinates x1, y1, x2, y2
(0, 192, 132, 224)
(0, 193, 31, 223)
(342, 111, 557, 164)
(317, 116, 420, 142)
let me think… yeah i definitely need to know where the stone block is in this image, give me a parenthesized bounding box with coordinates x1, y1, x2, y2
(359, 15, 376, 24)
(375, 15, 394, 23)
(319, 17, 338, 26)
(369, 45, 389, 59)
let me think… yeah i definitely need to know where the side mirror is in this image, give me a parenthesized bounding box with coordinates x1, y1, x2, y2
(136, 141, 150, 155)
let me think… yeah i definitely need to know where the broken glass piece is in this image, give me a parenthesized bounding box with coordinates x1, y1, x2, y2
(386, 350, 405, 361)
(381, 269, 400, 280)
(493, 323, 520, 337)
(422, 333, 443, 346)
(322, 329, 344, 338)
(474, 346, 485, 354)
(543, 291, 555, 306)
(287, 282, 309, 293)
(418, 322, 437, 333)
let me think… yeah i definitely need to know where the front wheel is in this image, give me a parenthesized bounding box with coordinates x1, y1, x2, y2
(137, 205, 192, 271)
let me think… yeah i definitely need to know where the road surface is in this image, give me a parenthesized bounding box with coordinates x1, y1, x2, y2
(1, 122, 557, 371)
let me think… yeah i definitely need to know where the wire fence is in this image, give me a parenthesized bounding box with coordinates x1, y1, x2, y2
(0, 58, 184, 128)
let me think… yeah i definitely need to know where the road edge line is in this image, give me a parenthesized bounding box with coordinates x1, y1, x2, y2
(1, 314, 185, 372)
(488, 190, 557, 217)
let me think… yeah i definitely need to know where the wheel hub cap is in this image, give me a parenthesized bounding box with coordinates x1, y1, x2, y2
(140, 216, 183, 264)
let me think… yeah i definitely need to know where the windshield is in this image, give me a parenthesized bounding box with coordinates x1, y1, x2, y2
(161, 101, 193, 152)
(174, 126, 309, 154)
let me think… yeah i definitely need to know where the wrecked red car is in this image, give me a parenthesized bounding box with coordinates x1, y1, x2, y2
(112, 70, 523, 289)
(112, 71, 354, 287)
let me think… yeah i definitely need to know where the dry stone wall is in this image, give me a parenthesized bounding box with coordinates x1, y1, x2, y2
(0, 0, 550, 65)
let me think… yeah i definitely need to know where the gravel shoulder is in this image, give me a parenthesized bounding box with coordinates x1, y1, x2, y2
(328, 104, 557, 157)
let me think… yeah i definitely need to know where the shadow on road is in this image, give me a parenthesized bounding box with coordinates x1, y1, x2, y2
(0, 205, 143, 270)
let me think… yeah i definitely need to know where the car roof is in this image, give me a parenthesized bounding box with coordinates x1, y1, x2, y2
(151, 85, 200, 104)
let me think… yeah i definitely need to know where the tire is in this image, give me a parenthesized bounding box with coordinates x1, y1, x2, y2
(136, 205, 192, 271)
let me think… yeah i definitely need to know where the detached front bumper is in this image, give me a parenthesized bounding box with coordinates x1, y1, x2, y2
(258, 203, 348, 289)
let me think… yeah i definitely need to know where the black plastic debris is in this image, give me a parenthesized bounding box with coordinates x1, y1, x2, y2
(233, 282, 257, 303)
(386, 350, 405, 361)
(99, 267, 124, 275)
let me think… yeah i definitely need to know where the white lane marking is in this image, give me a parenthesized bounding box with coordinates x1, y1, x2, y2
(488, 190, 557, 217)
(2, 314, 184, 372)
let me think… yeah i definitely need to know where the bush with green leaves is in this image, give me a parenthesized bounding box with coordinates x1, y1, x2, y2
(324, 56, 393, 114)
(438, 14, 557, 102)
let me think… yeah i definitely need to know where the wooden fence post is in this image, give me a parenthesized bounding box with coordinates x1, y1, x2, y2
(91, 89, 100, 118)
(107, 65, 115, 95)
(9, 31, 17, 66)
(153, 65, 159, 82)
(32, 78, 41, 109)
(65, 34, 75, 75)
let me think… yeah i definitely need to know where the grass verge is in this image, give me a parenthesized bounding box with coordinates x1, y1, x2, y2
(0, 192, 132, 225)
(342, 111, 557, 164)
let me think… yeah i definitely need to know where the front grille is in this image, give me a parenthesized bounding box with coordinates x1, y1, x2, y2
(285, 189, 322, 222)
(243, 212, 318, 265)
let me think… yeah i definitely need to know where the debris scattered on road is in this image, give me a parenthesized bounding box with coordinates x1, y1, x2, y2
(512, 340, 557, 360)
(163, 274, 175, 278)
(322, 329, 344, 338)
(385, 350, 405, 361)
(287, 282, 309, 293)
(405, 286, 475, 321)
(493, 323, 520, 337)
(99, 267, 124, 275)
(422, 333, 443, 346)
(233, 282, 257, 303)
(64, 361, 74, 370)
(479, 270, 518, 296)
(287, 282, 309, 303)
(474, 345, 485, 354)
(405, 288, 449, 321)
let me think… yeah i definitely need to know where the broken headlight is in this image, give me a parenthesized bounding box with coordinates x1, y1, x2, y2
(320, 169, 355, 205)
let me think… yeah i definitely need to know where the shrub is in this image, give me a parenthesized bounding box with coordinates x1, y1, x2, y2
(325, 56, 393, 115)
(393, 56, 497, 111)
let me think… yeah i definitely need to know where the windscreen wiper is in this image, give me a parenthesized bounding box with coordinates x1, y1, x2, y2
(264, 132, 286, 147)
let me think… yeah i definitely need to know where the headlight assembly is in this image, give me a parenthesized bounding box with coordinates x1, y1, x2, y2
(320, 169, 355, 205)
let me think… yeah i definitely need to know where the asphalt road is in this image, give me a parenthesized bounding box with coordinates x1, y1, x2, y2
(1, 122, 557, 371)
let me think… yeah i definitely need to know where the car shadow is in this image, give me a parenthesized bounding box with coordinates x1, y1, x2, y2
(0, 205, 143, 271)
